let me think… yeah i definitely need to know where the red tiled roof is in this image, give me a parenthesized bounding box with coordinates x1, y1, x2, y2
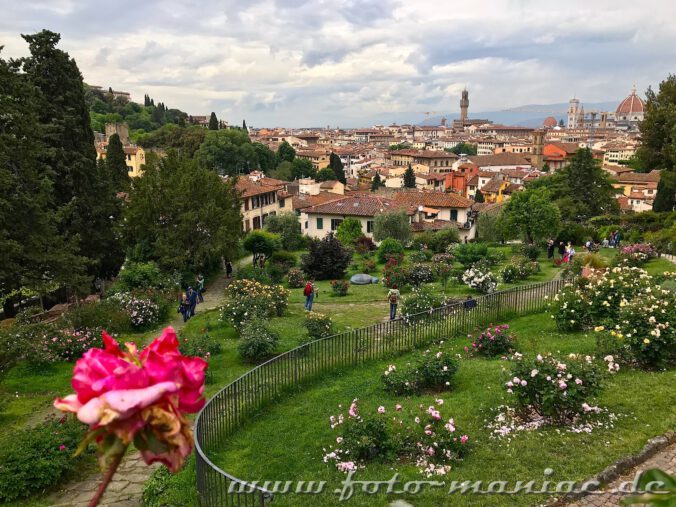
(469, 153, 532, 167)
(303, 196, 407, 217)
(235, 176, 285, 198)
(392, 190, 473, 208)
(615, 170, 661, 184)
(292, 192, 344, 211)
(392, 149, 458, 159)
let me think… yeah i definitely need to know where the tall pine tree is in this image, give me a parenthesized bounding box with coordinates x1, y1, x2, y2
(403, 164, 416, 188)
(209, 112, 219, 130)
(20, 30, 124, 282)
(371, 172, 384, 191)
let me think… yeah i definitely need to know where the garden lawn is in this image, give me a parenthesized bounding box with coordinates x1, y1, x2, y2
(206, 311, 676, 507)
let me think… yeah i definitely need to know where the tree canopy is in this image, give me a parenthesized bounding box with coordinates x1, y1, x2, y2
(500, 187, 561, 243)
(403, 164, 416, 188)
(277, 141, 296, 162)
(242, 230, 281, 267)
(105, 133, 130, 191)
(208, 112, 219, 130)
(264, 212, 304, 250)
(373, 211, 411, 243)
(336, 218, 364, 245)
(195, 129, 274, 176)
(329, 152, 346, 184)
(123, 153, 242, 274)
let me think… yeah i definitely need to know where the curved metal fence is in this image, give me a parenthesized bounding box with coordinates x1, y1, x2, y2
(194, 278, 567, 506)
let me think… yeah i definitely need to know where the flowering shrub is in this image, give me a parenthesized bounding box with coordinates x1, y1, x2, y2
(0, 415, 88, 502)
(382, 258, 410, 289)
(504, 352, 613, 423)
(548, 266, 654, 331)
(462, 265, 498, 293)
(110, 292, 161, 329)
(304, 311, 334, 340)
(617, 243, 658, 267)
(409, 250, 431, 263)
(408, 263, 435, 286)
(432, 253, 454, 265)
(362, 259, 377, 273)
(382, 347, 458, 395)
(466, 324, 515, 357)
(54, 328, 207, 476)
(238, 319, 279, 361)
(61, 300, 132, 334)
(323, 399, 470, 477)
(434, 263, 454, 291)
(355, 236, 377, 255)
(43, 328, 102, 363)
(501, 257, 539, 283)
(400, 286, 442, 322)
(221, 279, 289, 328)
(377, 238, 405, 264)
(286, 268, 305, 288)
(595, 288, 676, 369)
(330, 279, 349, 296)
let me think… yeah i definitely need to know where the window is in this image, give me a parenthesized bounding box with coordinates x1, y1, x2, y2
(244, 199, 249, 211)
(331, 218, 343, 231)
(367, 220, 374, 233)
(127, 154, 132, 161)
(316, 217, 323, 230)
(127, 165, 133, 172)
(451, 209, 458, 221)
(279, 198, 285, 208)
(253, 216, 261, 229)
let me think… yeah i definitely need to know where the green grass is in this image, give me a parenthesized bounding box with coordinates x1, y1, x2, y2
(205, 312, 676, 507)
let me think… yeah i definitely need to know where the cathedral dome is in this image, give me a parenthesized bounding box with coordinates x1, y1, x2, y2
(543, 116, 557, 128)
(616, 87, 644, 115)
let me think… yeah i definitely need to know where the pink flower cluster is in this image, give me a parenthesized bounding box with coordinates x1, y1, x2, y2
(54, 327, 207, 472)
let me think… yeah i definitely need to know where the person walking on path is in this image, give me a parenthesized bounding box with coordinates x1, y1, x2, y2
(303, 278, 317, 311)
(226, 260, 233, 279)
(178, 292, 190, 322)
(196, 274, 205, 303)
(547, 239, 555, 259)
(186, 286, 198, 318)
(387, 286, 400, 320)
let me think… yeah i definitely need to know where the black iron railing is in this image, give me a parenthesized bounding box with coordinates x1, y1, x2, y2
(194, 278, 567, 506)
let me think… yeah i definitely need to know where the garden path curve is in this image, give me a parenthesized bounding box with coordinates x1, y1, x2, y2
(48, 268, 234, 507)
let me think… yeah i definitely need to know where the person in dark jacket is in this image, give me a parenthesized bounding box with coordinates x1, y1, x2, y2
(547, 239, 555, 259)
(558, 241, 566, 260)
(186, 286, 198, 318)
(226, 261, 233, 279)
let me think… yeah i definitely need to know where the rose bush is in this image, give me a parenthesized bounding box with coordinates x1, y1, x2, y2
(323, 399, 470, 477)
(304, 311, 334, 340)
(109, 293, 161, 329)
(503, 352, 615, 423)
(400, 286, 442, 322)
(466, 324, 515, 357)
(617, 243, 658, 267)
(382, 258, 410, 289)
(462, 265, 498, 294)
(286, 268, 305, 288)
(382, 347, 458, 395)
(221, 279, 289, 328)
(330, 279, 349, 296)
(408, 263, 435, 286)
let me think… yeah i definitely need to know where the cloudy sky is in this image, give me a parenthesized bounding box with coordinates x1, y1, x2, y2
(1, 0, 675, 127)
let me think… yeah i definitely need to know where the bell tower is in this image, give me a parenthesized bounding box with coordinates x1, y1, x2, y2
(460, 89, 469, 124)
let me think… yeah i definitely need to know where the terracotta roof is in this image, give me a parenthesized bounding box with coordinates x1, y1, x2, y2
(292, 192, 344, 211)
(467, 175, 479, 187)
(503, 182, 522, 194)
(303, 196, 407, 217)
(617, 195, 632, 210)
(472, 202, 504, 214)
(469, 153, 532, 167)
(615, 170, 661, 184)
(235, 176, 286, 198)
(481, 177, 506, 193)
(392, 190, 473, 209)
(546, 142, 580, 155)
(392, 149, 458, 159)
(319, 180, 339, 188)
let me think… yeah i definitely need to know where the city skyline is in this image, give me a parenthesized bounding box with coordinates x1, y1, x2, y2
(1, 0, 675, 127)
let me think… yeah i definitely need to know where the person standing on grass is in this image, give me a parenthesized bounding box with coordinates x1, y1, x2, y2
(196, 274, 205, 303)
(547, 239, 555, 259)
(186, 286, 198, 318)
(387, 285, 401, 320)
(304, 278, 317, 311)
(558, 241, 566, 260)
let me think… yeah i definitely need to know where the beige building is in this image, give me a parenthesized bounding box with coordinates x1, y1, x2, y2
(390, 149, 458, 173)
(235, 174, 288, 232)
(296, 149, 330, 170)
(96, 143, 146, 178)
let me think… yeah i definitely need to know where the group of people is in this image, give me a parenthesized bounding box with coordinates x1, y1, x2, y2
(547, 239, 576, 263)
(603, 230, 623, 248)
(178, 274, 205, 322)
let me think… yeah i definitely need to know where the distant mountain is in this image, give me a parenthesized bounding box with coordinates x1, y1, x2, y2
(416, 101, 620, 128)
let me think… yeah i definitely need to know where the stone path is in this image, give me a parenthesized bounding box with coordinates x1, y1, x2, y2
(47, 269, 234, 507)
(568, 442, 676, 507)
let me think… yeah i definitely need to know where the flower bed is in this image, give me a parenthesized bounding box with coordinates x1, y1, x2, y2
(617, 243, 658, 267)
(400, 286, 442, 322)
(304, 311, 334, 340)
(109, 292, 161, 329)
(330, 279, 349, 296)
(382, 346, 458, 395)
(221, 279, 289, 328)
(323, 399, 470, 477)
(501, 257, 539, 283)
(382, 258, 409, 289)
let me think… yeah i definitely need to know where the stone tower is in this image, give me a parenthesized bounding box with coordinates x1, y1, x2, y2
(460, 89, 469, 124)
(567, 98, 580, 129)
(531, 129, 545, 169)
(105, 122, 130, 144)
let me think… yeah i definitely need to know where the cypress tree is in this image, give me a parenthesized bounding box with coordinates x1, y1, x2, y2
(209, 112, 219, 130)
(243, 119, 247, 130)
(106, 133, 130, 191)
(403, 164, 416, 188)
(371, 172, 383, 192)
(0, 50, 86, 315)
(329, 152, 346, 184)
(20, 30, 124, 283)
(474, 189, 485, 203)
